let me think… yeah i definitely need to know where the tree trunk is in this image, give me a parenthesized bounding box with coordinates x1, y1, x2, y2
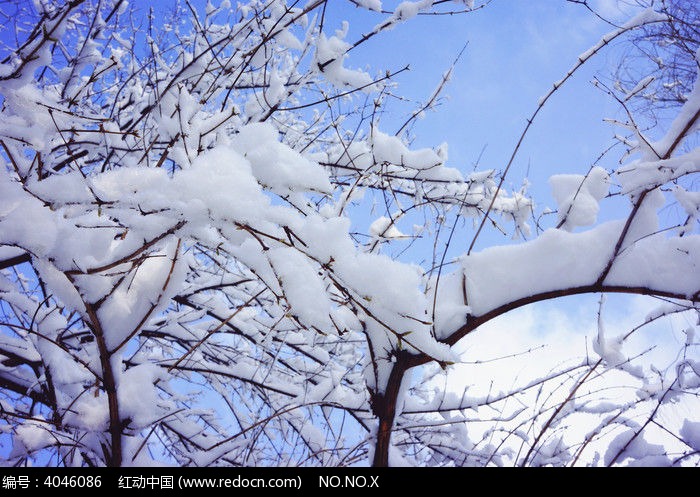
(371, 354, 409, 467)
(85, 304, 122, 467)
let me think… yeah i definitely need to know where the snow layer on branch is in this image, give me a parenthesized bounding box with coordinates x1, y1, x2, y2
(371, 129, 443, 170)
(0, 246, 25, 261)
(0, 85, 75, 154)
(447, 221, 700, 327)
(392, 1, 434, 22)
(92, 145, 269, 228)
(459, 224, 620, 316)
(604, 430, 671, 466)
(617, 146, 700, 194)
(575, 7, 666, 62)
(617, 71, 700, 193)
(312, 130, 466, 192)
(355, 0, 382, 11)
(620, 7, 668, 29)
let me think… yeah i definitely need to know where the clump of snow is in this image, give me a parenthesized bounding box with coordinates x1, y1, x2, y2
(67, 395, 109, 432)
(591, 297, 641, 376)
(369, 216, 407, 239)
(528, 436, 570, 466)
(680, 420, 700, 451)
(371, 129, 443, 170)
(355, 0, 382, 11)
(314, 22, 376, 91)
(392, 1, 434, 22)
(673, 185, 700, 235)
(267, 247, 333, 330)
(549, 166, 609, 230)
(604, 429, 671, 466)
(15, 421, 54, 453)
(118, 364, 169, 429)
(230, 122, 332, 195)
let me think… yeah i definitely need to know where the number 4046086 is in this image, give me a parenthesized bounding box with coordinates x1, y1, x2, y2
(44, 476, 102, 488)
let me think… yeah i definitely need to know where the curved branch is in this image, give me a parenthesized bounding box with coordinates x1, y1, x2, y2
(442, 284, 697, 350)
(0, 371, 51, 406)
(0, 252, 31, 271)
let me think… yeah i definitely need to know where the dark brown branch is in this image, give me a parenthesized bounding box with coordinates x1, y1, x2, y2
(371, 351, 409, 467)
(84, 303, 122, 467)
(440, 284, 698, 352)
(66, 221, 185, 276)
(520, 359, 602, 466)
(0, 372, 50, 406)
(164, 363, 298, 397)
(0, 253, 31, 271)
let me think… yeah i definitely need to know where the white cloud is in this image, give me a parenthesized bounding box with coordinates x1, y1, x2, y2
(437, 294, 698, 465)
(592, 0, 645, 22)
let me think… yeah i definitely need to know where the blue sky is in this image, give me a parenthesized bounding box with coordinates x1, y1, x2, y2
(329, 1, 639, 235)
